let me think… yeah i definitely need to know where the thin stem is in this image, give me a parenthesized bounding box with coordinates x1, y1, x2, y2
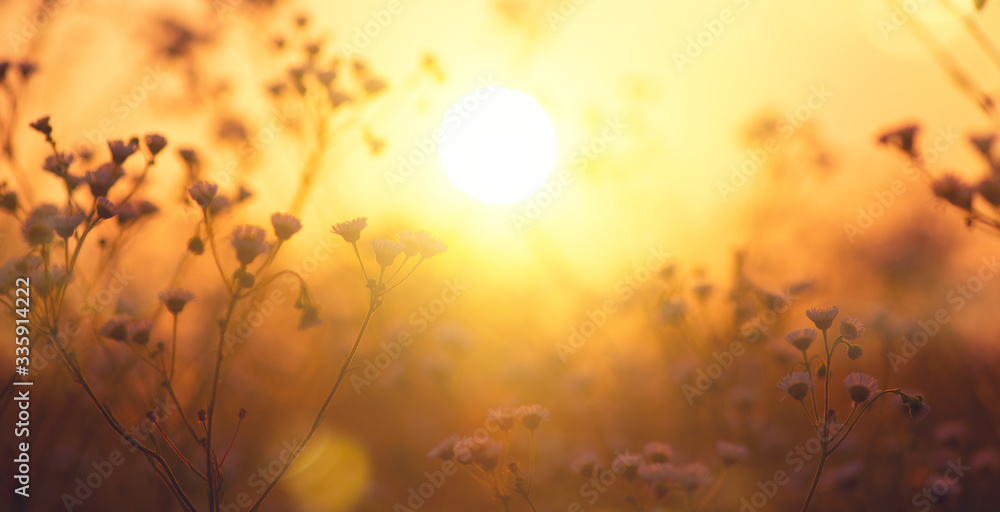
(169, 314, 178, 381)
(206, 292, 241, 512)
(800, 449, 827, 512)
(351, 242, 369, 281)
(247, 302, 379, 512)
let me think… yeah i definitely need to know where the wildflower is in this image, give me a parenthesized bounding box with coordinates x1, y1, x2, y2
(29, 116, 52, 138)
(716, 441, 749, 466)
(846, 345, 863, 360)
(230, 225, 268, 266)
(805, 306, 839, 330)
(178, 148, 200, 168)
(237, 185, 253, 202)
(878, 124, 918, 156)
(138, 200, 159, 217)
(270, 212, 302, 241)
(637, 462, 676, 483)
(0, 191, 17, 212)
(364, 77, 387, 95)
(108, 139, 139, 166)
(21, 216, 54, 246)
(188, 181, 218, 209)
(840, 317, 865, 340)
(785, 328, 817, 352)
(85, 163, 119, 198)
(969, 133, 994, 158)
(398, 229, 423, 258)
(777, 372, 813, 401)
(52, 214, 84, 239)
(902, 394, 931, 422)
(570, 453, 600, 479)
(30, 264, 67, 298)
(209, 196, 231, 216)
(418, 232, 448, 258)
(843, 372, 879, 403)
(612, 452, 643, 481)
(328, 90, 352, 107)
(692, 282, 714, 301)
(96, 197, 117, 219)
(0, 62, 7, 82)
(487, 406, 520, 432)
(426, 435, 459, 460)
(676, 463, 712, 492)
(932, 174, 974, 211)
(126, 319, 153, 345)
(933, 421, 967, 447)
(188, 236, 205, 255)
(658, 299, 687, 324)
(144, 133, 168, 156)
(924, 475, 961, 500)
(159, 288, 195, 314)
(453, 437, 503, 470)
(18, 62, 37, 79)
(643, 442, 674, 464)
(331, 217, 367, 243)
(978, 178, 1000, 207)
(116, 203, 140, 224)
(99, 315, 131, 342)
(42, 153, 74, 177)
(370, 238, 404, 268)
(298, 305, 321, 330)
(518, 405, 550, 431)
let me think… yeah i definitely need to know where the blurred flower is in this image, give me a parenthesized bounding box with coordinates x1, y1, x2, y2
(398, 229, 423, 258)
(777, 372, 813, 401)
(298, 306, 321, 330)
(29, 116, 52, 138)
(969, 133, 994, 158)
(518, 404, 550, 431)
(116, 203, 140, 224)
(676, 463, 712, 491)
(30, 264, 67, 298)
(692, 282, 714, 301)
(570, 453, 601, 479)
(96, 197, 117, 219)
(52, 213, 84, 239)
(716, 441, 749, 466)
(85, 163, 119, 198)
(613, 452, 643, 482)
(643, 442, 674, 463)
(0, 191, 17, 212)
(42, 153, 73, 177)
(108, 139, 139, 166)
(844, 372, 879, 403)
(786, 328, 817, 351)
(924, 474, 961, 500)
(901, 394, 931, 422)
(658, 299, 687, 324)
(637, 462, 676, 483)
(332, 217, 367, 243)
(144, 133, 168, 157)
(878, 124, 918, 156)
(231, 225, 268, 266)
(364, 77, 387, 95)
(270, 212, 302, 241)
(840, 317, 865, 340)
(426, 435, 459, 460)
(487, 406, 520, 432)
(454, 437, 502, 470)
(418, 233, 448, 258)
(833, 461, 862, 490)
(328, 89, 352, 107)
(21, 215, 54, 246)
(209, 196, 231, 216)
(847, 344, 863, 360)
(159, 288, 195, 314)
(100, 315, 131, 342)
(19, 62, 37, 79)
(370, 238, 404, 268)
(932, 174, 974, 211)
(0, 62, 8, 82)
(806, 306, 839, 330)
(978, 178, 1000, 207)
(126, 319, 153, 345)
(187, 236, 205, 255)
(188, 181, 218, 209)
(934, 421, 967, 448)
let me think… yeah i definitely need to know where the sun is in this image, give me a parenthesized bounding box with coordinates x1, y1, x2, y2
(438, 86, 557, 204)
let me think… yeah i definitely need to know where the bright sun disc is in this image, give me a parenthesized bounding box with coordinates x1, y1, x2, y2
(438, 87, 557, 204)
